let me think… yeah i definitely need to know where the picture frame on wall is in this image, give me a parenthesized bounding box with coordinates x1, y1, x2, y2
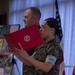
(0, 24, 20, 53)
(0, 38, 4, 52)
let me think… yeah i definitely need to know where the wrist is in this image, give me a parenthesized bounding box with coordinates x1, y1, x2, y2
(25, 55, 31, 60)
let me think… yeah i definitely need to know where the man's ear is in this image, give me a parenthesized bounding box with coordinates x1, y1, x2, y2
(33, 16, 37, 23)
(33, 16, 36, 20)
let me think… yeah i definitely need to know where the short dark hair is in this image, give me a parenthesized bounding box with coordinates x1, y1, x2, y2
(26, 7, 41, 21)
(44, 18, 63, 41)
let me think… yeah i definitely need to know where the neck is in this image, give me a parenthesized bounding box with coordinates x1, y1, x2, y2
(44, 36, 55, 43)
(34, 20, 39, 25)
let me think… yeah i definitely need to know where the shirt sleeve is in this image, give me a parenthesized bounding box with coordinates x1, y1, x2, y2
(45, 55, 57, 65)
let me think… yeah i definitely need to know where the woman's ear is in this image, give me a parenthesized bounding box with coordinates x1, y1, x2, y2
(50, 28, 55, 35)
(51, 28, 55, 32)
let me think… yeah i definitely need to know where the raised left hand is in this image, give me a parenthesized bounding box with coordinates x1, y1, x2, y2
(14, 43, 29, 60)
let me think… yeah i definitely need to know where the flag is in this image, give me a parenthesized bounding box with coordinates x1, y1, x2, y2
(72, 67, 75, 75)
(55, 0, 65, 75)
(55, 0, 62, 41)
(59, 52, 65, 75)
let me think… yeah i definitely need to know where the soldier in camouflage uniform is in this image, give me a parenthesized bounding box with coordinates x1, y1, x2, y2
(13, 18, 63, 75)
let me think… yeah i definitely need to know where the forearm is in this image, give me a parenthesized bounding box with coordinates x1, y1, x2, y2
(23, 58, 32, 66)
(14, 53, 32, 66)
(25, 56, 53, 72)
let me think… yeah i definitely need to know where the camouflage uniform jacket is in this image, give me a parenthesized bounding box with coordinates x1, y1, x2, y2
(23, 38, 63, 75)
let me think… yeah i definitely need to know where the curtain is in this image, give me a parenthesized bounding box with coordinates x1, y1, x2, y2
(59, 0, 75, 75)
(8, 0, 75, 75)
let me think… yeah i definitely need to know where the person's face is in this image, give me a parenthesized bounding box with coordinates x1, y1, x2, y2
(40, 21, 53, 40)
(23, 9, 34, 27)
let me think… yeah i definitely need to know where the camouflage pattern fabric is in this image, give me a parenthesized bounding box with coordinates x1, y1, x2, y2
(23, 38, 62, 75)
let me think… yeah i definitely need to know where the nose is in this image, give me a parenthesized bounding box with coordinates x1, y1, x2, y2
(39, 27, 41, 31)
(40, 27, 43, 30)
(39, 27, 42, 33)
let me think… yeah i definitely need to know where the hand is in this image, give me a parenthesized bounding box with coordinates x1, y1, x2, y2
(14, 43, 29, 60)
